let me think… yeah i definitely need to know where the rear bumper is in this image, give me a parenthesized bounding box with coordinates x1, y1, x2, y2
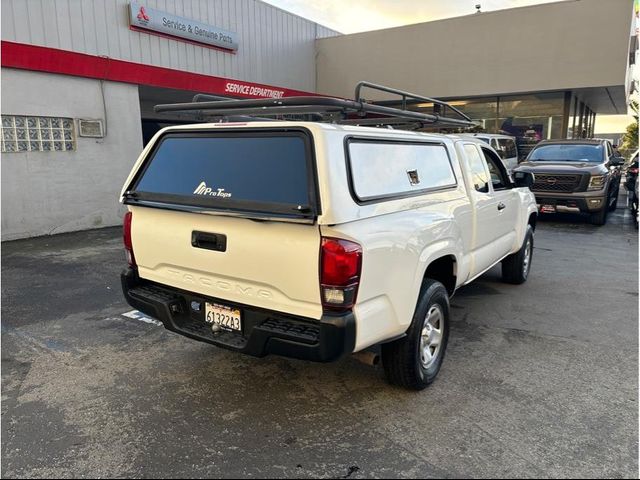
(533, 191, 607, 213)
(121, 268, 355, 362)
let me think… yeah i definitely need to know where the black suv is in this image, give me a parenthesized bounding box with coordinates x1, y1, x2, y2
(514, 139, 624, 225)
(624, 150, 639, 222)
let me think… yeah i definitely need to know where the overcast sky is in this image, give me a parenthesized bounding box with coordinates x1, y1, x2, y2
(261, 0, 572, 34)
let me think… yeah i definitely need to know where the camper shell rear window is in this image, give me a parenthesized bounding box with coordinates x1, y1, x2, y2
(124, 129, 320, 220)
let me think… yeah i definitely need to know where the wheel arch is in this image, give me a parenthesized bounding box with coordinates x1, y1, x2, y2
(528, 211, 537, 231)
(421, 254, 458, 297)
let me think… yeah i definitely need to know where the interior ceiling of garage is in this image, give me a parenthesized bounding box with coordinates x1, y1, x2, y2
(139, 86, 221, 121)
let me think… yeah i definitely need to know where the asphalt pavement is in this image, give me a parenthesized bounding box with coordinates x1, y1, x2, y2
(2, 193, 638, 478)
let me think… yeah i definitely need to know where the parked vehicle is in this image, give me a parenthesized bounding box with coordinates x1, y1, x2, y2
(459, 133, 519, 172)
(120, 83, 538, 390)
(624, 150, 639, 225)
(514, 139, 624, 225)
(636, 177, 639, 228)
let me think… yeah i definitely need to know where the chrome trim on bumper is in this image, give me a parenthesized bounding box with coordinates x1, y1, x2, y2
(536, 204, 581, 214)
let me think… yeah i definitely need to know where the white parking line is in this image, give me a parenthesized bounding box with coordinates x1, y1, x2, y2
(121, 310, 163, 326)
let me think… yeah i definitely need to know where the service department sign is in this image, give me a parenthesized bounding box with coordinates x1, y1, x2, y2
(129, 2, 238, 52)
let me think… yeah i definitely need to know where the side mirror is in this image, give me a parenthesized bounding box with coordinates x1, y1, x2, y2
(611, 157, 625, 167)
(513, 171, 535, 188)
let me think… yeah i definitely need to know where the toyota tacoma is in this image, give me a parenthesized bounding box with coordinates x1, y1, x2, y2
(120, 88, 538, 390)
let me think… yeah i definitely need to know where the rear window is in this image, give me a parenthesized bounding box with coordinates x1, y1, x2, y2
(497, 138, 517, 158)
(528, 144, 603, 163)
(347, 140, 457, 202)
(127, 131, 317, 218)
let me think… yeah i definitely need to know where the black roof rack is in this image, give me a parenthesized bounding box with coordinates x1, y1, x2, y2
(153, 81, 476, 130)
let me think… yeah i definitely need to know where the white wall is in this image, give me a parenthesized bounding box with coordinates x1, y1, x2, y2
(1, 0, 339, 93)
(1, 69, 143, 240)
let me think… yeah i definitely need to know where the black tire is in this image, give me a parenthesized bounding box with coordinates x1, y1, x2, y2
(381, 279, 450, 390)
(628, 193, 637, 215)
(590, 207, 608, 226)
(502, 225, 534, 284)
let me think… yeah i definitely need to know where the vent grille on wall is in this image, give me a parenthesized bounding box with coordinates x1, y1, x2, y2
(78, 119, 104, 138)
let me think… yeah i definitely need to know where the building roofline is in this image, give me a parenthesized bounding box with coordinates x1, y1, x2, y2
(255, 0, 342, 35)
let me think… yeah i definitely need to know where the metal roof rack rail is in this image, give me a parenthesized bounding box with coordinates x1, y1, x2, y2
(154, 81, 476, 130)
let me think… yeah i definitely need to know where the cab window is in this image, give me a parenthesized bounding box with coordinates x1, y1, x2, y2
(482, 148, 510, 191)
(464, 144, 490, 193)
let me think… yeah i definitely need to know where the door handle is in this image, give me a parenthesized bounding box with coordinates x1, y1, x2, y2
(191, 231, 227, 252)
(497, 202, 506, 211)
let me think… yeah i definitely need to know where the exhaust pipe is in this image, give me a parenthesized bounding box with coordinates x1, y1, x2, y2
(352, 350, 380, 366)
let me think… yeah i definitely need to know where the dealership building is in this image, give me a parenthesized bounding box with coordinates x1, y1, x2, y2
(1, 0, 636, 240)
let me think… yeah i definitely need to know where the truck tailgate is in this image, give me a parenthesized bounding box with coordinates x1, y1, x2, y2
(131, 206, 323, 319)
(122, 127, 323, 320)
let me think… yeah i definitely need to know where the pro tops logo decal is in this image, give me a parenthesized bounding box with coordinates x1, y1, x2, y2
(193, 181, 232, 198)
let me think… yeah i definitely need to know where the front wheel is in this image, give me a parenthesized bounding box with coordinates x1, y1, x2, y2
(381, 279, 450, 390)
(629, 193, 638, 214)
(502, 225, 534, 284)
(590, 207, 608, 226)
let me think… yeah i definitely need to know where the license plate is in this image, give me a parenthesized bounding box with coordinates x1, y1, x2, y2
(540, 204, 556, 213)
(205, 302, 242, 332)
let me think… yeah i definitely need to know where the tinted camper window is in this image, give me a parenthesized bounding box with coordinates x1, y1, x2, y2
(129, 131, 317, 217)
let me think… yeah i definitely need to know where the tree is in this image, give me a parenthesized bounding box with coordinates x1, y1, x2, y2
(620, 100, 639, 158)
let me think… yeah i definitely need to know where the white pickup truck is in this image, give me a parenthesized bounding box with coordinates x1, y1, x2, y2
(120, 87, 537, 390)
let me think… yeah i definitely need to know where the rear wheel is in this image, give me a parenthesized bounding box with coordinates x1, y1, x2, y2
(381, 279, 450, 390)
(502, 225, 534, 284)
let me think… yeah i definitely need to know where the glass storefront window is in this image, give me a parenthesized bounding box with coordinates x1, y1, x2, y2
(401, 91, 578, 157)
(405, 97, 498, 131)
(496, 92, 565, 140)
(425, 92, 569, 158)
(448, 97, 499, 132)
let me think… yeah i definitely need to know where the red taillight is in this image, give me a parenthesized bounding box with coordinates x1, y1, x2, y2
(630, 168, 639, 174)
(320, 237, 362, 311)
(123, 211, 136, 267)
